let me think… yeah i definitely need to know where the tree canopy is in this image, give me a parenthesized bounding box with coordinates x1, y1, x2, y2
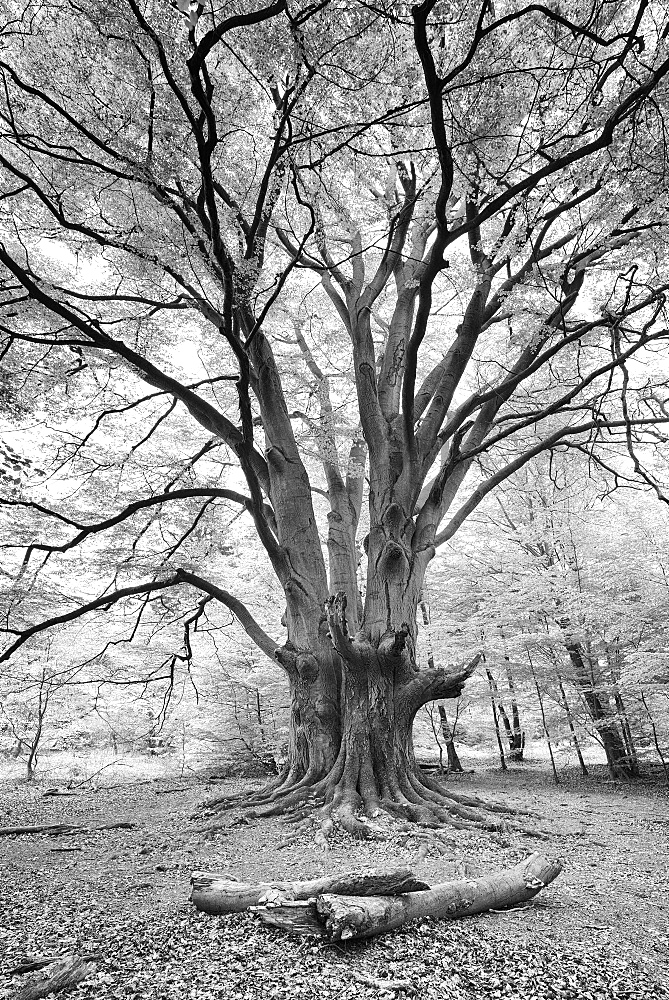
(2, 0, 669, 832)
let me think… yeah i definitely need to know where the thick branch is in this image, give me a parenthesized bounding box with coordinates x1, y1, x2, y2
(6, 488, 271, 563)
(175, 569, 279, 662)
(0, 577, 182, 663)
(0, 248, 272, 495)
(436, 417, 669, 545)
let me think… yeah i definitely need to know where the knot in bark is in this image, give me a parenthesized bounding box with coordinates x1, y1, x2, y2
(377, 540, 411, 577)
(324, 591, 350, 653)
(295, 653, 319, 684)
(381, 502, 407, 535)
(377, 623, 411, 663)
(274, 644, 298, 674)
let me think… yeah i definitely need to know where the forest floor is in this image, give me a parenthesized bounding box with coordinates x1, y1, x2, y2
(1, 757, 668, 1000)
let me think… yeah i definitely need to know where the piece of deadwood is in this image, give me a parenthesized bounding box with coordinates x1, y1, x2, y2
(10, 957, 59, 976)
(191, 867, 431, 914)
(251, 899, 324, 936)
(255, 852, 562, 941)
(0, 821, 136, 837)
(0, 823, 82, 837)
(15, 955, 96, 1000)
(350, 970, 413, 991)
(11, 953, 98, 976)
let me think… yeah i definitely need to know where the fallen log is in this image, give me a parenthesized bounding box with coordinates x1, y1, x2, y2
(15, 955, 96, 1000)
(253, 853, 562, 941)
(191, 867, 430, 914)
(0, 821, 136, 837)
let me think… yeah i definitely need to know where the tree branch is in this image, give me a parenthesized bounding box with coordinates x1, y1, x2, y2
(175, 569, 279, 662)
(0, 577, 183, 663)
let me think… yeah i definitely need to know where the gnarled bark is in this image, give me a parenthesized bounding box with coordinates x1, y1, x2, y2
(199, 620, 531, 838)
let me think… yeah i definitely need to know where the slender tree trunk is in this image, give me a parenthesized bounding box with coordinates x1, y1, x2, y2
(640, 690, 669, 782)
(486, 670, 507, 770)
(557, 676, 588, 777)
(606, 646, 640, 777)
(612, 687, 640, 777)
(437, 705, 463, 772)
(26, 681, 49, 780)
(486, 667, 524, 761)
(528, 653, 559, 784)
(255, 688, 266, 744)
(505, 663, 525, 761)
(418, 599, 463, 773)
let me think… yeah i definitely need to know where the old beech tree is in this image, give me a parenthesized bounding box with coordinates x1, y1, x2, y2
(2, 1, 669, 833)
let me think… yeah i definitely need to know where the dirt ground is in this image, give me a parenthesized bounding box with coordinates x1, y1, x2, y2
(1, 758, 668, 1000)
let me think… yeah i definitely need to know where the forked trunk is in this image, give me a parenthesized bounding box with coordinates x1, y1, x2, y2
(437, 705, 463, 772)
(204, 559, 511, 835)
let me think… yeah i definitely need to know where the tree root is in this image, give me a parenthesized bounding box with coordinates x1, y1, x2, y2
(193, 763, 546, 842)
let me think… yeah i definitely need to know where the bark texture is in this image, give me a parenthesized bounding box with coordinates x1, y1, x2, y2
(563, 639, 634, 777)
(250, 853, 562, 940)
(190, 867, 430, 914)
(16, 956, 96, 1000)
(200, 628, 524, 837)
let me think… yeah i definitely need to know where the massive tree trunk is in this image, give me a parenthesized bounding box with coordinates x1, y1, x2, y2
(202, 579, 524, 837)
(197, 423, 527, 836)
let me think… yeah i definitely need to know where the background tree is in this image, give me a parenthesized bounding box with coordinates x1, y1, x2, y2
(430, 451, 669, 776)
(2, 0, 669, 834)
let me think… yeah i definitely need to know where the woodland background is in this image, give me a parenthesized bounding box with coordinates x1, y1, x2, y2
(3, 448, 669, 786)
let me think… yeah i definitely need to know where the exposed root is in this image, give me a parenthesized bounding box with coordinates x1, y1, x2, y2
(194, 760, 545, 842)
(195, 763, 336, 819)
(416, 769, 538, 817)
(194, 773, 287, 817)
